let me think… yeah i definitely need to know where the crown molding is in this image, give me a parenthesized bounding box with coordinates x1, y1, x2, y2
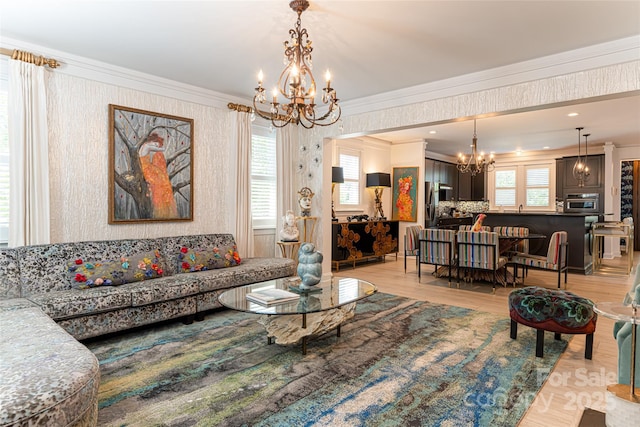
(0, 36, 250, 109)
(341, 35, 640, 116)
(2, 35, 638, 114)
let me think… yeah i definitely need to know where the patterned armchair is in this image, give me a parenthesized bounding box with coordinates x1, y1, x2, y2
(510, 231, 568, 289)
(456, 231, 508, 293)
(404, 225, 423, 273)
(492, 226, 530, 255)
(418, 229, 456, 284)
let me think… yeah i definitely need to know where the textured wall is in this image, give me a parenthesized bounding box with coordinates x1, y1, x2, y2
(46, 73, 233, 243)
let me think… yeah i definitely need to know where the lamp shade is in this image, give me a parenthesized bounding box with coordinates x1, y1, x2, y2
(366, 172, 391, 188)
(332, 166, 344, 183)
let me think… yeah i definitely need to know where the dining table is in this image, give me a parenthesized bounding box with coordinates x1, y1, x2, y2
(432, 232, 547, 288)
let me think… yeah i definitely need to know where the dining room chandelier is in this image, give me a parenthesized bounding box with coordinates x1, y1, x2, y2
(252, 0, 341, 129)
(457, 119, 495, 176)
(572, 127, 591, 187)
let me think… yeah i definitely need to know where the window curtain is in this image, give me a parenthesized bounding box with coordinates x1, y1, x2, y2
(232, 111, 254, 257)
(8, 59, 50, 247)
(276, 126, 298, 254)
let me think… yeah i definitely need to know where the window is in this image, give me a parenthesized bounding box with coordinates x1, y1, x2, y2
(250, 128, 277, 228)
(338, 149, 361, 207)
(0, 60, 8, 244)
(490, 162, 554, 211)
(494, 168, 516, 207)
(525, 166, 550, 207)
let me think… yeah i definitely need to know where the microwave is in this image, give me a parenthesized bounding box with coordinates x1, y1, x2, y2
(564, 193, 599, 213)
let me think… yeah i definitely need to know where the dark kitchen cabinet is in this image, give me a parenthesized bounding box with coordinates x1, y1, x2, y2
(457, 170, 485, 200)
(441, 162, 457, 190)
(556, 158, 564, 200)
(561, 154, 603, 190)
(424, 158, 435, 184)
(472, 171, 485, 200)
(424, 158, 457, 198)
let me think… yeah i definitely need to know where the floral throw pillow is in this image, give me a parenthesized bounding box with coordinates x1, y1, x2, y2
(68, 250, 164, 289)
(177, 245, 242, 273)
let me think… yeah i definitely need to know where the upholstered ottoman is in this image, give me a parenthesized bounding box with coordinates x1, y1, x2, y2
(508, 286, 597, 359)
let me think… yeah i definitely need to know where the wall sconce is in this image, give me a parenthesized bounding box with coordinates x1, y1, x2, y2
(331, 166, 344, 221)
(366, 172, 391, 220)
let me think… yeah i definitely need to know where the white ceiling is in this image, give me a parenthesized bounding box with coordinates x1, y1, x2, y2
(1, 0, 639, 156)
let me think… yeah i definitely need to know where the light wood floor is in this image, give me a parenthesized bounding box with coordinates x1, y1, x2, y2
(334, 251, 639, 427)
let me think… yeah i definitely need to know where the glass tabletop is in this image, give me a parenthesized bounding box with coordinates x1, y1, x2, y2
(218, 276, 377, 315)
(594, 302, 639, 323)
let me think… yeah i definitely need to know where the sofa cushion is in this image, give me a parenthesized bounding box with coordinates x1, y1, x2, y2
(0, 298, 38, 313)
(0, 248, 21, 299)
(162, 234, 238, 276)
(177, 244, 241, 273)
(228, 257, 297, 286)
(129, 275, 200, 306)
(178, 267, 238, 293)
(28, 287, 132, 320)
(164, 258, 297, 296)
(68, 249, 165, 289)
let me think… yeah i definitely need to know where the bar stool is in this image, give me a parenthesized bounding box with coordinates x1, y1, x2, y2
(592, 219, 634, 275)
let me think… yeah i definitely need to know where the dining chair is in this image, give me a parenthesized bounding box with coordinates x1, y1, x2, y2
(510, 231, 569, 289)
(458, 225, 491, 232)
(492, 226, 530, 255)
(404, 225, 423, 273)
(456, 231, 508, 293)
(418, 229, 456, 285)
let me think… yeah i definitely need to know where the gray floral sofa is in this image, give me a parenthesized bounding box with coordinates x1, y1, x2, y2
(0, 233, 296, 427)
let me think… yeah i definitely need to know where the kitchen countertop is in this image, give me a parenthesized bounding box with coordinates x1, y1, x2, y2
(486, 212, 602, 217)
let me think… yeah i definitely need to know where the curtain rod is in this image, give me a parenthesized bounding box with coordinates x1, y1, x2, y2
(0, 48, 60, 68)
(227, 102, 292, 122)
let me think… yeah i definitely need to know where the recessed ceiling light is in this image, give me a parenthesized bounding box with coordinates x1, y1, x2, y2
(516, 150, 523, 156)
(543, 146, 550, 149)
(429, 130, 437, 134)
(568, 112, 579, 117)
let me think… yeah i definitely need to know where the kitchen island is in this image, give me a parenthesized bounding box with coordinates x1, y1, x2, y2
(482, 212, 600, 275)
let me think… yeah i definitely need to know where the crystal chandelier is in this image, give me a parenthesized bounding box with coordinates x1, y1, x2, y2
(572, 127, 591, 187)
(252, 0, 341, 129)
(457, 119, 495, 176)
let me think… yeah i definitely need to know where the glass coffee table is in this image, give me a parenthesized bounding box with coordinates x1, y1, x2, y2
(218, 276, 376, 354)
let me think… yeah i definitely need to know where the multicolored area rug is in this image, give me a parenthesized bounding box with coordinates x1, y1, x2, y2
(88, 293, 568, 426)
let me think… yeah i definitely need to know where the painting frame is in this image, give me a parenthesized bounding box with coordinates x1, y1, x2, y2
(392, 166, 419, 222)
(108, 104, 194, 224)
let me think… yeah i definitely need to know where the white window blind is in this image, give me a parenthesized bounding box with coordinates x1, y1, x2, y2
(526, 166, 550, 207)
(250, 131, 277, 228)
(494, 169, 516, 207)
(338, 151, 360, 206)
(0, 63, 8, 244)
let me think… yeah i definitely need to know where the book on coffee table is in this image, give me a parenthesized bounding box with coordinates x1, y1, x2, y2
(246, 288, 300, 306)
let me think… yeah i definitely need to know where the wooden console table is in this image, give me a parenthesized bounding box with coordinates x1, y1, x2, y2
(331, 220, 399, 271)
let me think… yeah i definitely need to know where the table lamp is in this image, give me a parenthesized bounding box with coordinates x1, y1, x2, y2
(366, 172, 391, 220)
(331, 167, 344, 221)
